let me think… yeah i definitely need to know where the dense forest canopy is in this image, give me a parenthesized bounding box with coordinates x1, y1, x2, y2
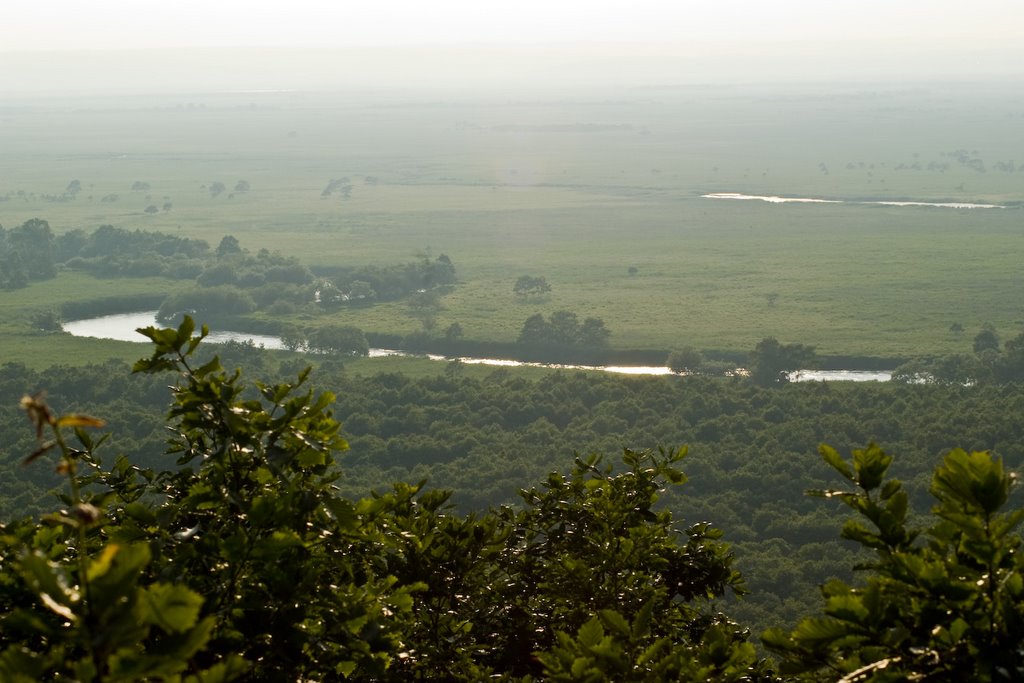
(1, 320, 1022, 681)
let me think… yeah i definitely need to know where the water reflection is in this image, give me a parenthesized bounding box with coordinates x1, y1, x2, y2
(62, 311, 287, 349)
(62, 311, 889, 381)
(703, 192, 1005, 209)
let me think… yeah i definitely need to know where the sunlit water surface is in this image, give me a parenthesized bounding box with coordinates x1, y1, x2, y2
(63, 311, 890, 381)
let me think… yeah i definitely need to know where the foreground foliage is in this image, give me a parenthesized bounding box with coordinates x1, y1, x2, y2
(0, 317, 769, 681)
(3, 317, 1024, 680)
(765, 444, 1024, 681)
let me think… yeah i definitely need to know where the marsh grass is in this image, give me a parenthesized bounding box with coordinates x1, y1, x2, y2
(3, 84, 1022, 364)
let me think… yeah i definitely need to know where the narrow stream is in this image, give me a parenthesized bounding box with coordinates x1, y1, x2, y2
(62, 311, 891, 381)
(702, 192, 1007, 209)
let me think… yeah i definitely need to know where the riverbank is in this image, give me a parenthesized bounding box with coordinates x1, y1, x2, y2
(62, 311, 895, 381)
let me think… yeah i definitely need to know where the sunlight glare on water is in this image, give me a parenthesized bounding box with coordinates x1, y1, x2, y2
(62, 312, 890, 381)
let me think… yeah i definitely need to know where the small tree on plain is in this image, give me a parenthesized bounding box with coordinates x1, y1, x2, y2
(667, 347, 704, 374)
(749, 337, 816, 385)
(513, 275, 552, 300)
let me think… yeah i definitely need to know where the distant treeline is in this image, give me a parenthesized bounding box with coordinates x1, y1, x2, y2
(0, 219, 59, 288)
(7, 220, 461, 343)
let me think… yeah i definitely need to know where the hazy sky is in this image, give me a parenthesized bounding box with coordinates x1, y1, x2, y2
(4, 0, 1021, 50)
(2, 0, 1021, 92)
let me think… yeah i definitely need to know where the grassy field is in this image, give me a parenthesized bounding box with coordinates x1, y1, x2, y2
(2, 81, 1022, 365)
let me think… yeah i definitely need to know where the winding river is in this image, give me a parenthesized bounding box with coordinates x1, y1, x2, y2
(62, 311, 890, 381)
(702, 192, 1007, 209)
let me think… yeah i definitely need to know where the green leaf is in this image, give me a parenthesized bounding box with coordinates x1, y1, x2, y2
(296, 448, 327, 468)
(147, 615, 215, 661)
(568, 657, 587, 678)
(824, 594, 869, 624)
(840, 520, 887, 550)
(598, 609, 630, 637)
(124, 501, 157, 525)
(175, 315, 196, 347)
(1006, 572, 1024, 598)
(132, 356, 177, 374)
(86, 544, 121, 582)
(791, 617, 852, 647)
(135, 325, 177, 347)
(760, 627, 796, 652)
(19, 551, 79, 613)
(636, 636, 670, 666)
(885, 489, 908, 525)
(880, 479, 902, 500)
(932, 449, 1010, 514)
(186, 323, 210, 355)
(182, 654, 251, 682)
(0, 646, 46, 682)
(853, 444, 892, 491)
(89, 543, 150, 601)
(253, 530, 304, 560)
(820, 444, 854, 481)
(632, 599, 654, 638)
(577, 617, 604, 647)
(335, 661, 357, 678)
(56, 414, 106, 429)
(138, 583, 204, 634)
(325, 496, 358, 529)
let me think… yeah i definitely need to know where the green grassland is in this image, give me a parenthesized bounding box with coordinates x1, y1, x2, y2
(2, 82, 1022, 364)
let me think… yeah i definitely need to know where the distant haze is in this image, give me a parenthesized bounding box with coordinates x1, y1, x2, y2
(2, 0, 1022, 94)
(3, 42, 1021, 96)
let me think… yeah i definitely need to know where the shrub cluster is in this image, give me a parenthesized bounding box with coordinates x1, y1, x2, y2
(0, 318, 768, 680)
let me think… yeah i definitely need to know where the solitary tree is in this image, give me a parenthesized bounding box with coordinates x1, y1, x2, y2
(667, 347, 704, 374)
(307, 324, 369, 356)
(279, 325, 306, 352)
(973, 325, 1000, 354)
(347, 280, 376, 303)
(5, 218, 57, 282)
(444, 322, 464, 341)
(30, 309, 62, 332)
(513, 275, 552, 300)
(748, 337, 815, 385)
(216, 235, 242, 257)
(995, 331, 1024, 383)
(408, 290, 443, 332)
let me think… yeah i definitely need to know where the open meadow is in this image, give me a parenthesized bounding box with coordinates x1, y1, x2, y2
(2, 81, 1023, 363)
